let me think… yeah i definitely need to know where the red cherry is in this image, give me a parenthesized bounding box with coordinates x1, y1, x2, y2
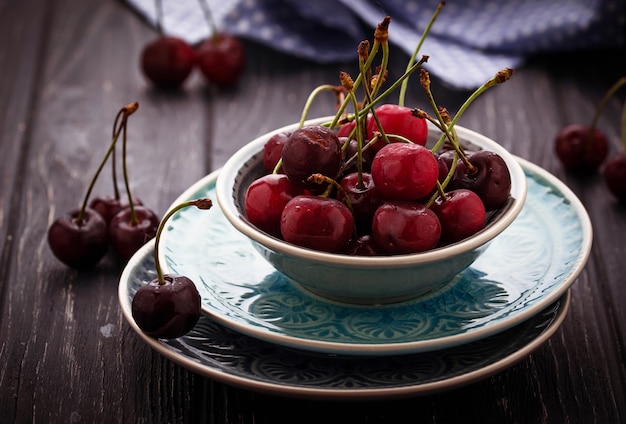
(432, 189, 486, 243)
(109, 205, 160, 261)
(344, 234, 381, 256)
(47, 208, 109, 269)
(244, 174, 302, 236)
(140, 36, 196, 89)
(603, 152, 626, 201)
(554, 124, 609, 172)
(337, 172, 383, 232)
(337, 120, 356, 138)
(371, 143, 439, 201)
(89, 196, 143, 225)
(367, 104, 428, 152)
(263, 131, 291, 173)
(372, 201, 441, 254)
(196, 34, 245, 88)
(132, 274, 201, 339)
(280, 195, 354, 253)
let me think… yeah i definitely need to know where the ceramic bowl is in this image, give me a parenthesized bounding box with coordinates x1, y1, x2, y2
(215, 116, 527, 304)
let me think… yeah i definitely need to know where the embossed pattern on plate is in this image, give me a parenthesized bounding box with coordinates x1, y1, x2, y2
(118, 242, 570, 399)
(158, 159, 591, 355)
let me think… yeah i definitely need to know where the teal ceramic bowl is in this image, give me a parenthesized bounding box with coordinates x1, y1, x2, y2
(216, 117, 527, 304)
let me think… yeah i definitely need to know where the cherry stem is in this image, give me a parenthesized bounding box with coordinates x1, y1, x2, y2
(110, 109, 126, 200)
(591, 76, 626, 132)
(621, 101, 626, 152)
(154, 198, 213, 285)
(369, 17, 390, 99)
(76, 102, 138, 225)
(341, 72, 366, 188)
(120, 113, 138, 225)
(196, 0, 220, 42)
(155, 0, 164, 36)
(299, 84, 343, 128)
(398, 1, 445, 107)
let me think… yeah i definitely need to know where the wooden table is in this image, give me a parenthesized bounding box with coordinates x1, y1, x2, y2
(1, 0, 625, 422)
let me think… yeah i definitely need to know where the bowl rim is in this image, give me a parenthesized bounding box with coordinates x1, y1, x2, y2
(216, 116, 528, 268)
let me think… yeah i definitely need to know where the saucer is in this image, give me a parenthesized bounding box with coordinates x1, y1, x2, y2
(156, 158, 591, 356)
(118, 242, 571, 400)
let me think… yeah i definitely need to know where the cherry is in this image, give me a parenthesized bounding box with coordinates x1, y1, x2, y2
(603, 152, 626, 201)
(337, 172, 383, 232)
(281, 125, 342, 191)
(89, 196, 143, 225)
(431, 189, 486, 243)
(109, 205, 160, 261)
(140, 36, 196, 89)
(196, 34, 246, 88)
(371, 142, 439, 201)
(371, 201, 441, 254)
(344, 234, 381, 256)
(132, 198, 212, 339)
(337, 120, 356, 138)
(450, 150, 511, 211)
(554, 124, 609, 172)
(47, 208, 108, 269)
(244, 173, 302, 236)
(341, 137, 374, 176)
(47, 102, 139, 268)
(280, 195, 354, 253)
(366, 104, 428, 152)
(263, 131, 291, 173)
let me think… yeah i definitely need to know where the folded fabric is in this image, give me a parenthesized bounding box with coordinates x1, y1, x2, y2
(126, 0, 625, 89)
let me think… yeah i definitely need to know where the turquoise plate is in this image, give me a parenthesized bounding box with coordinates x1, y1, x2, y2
(158, 158, 591, 356)
(118, 245, 570, 399)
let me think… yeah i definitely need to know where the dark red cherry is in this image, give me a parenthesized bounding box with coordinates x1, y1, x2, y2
(47, 208, 108, 269)
(371, 143, 439, 201)
(337, 120, 356, 138)
(337, 172, 383, 231)
(432, 189, 486, 243)
(196, 33, 245, 88)
(280, 195, 354, 253)
(132, 274, 201, 339)
(344, 234, 381, 256)
(342, 138, 375, 176)
(89, 196, 143, 225)
(263, 131, 291, 173)
(451, 150, 511, 211)
(109, 205, 160, 261)
(140, 36, 196, 89)
(366, 104, 428, 152)
(371, 201, 441, 255)
(281, 125, 342, 191)
(244, 173, 302, 236)
(603, 152, 626, 201)
(554, 124, 609, 172)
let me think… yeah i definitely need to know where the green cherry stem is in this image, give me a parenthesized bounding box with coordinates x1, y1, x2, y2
(340, 71, 366, 187)
(120, 103, 140, 225)
(197, 0, 221, 42)
(591, 76, 626, 133)
(155, 0, 164, 36)
(76, 102, 138, 225)
(299, 84, 344, 128)
(398, 1, 445, 107)
(154, 198, 213, 285)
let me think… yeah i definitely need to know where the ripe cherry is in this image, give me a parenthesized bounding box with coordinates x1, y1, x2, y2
(450, 150, 511, 211)
(554, 124, 609, 172)
(337, 172, 383, 232)
(432, 189, 486, 243)
(367, 104, 428, 152)
(47, 102, 139, 268)
(603, 152, 626, 201)
(371, 142, 439, 201)
(281, 125, 342, 191)
(196, 34, 246, 88)
(371, 201, 441, 254)
(280, 195, 354, 253)
(263, 131, 291, 173)
(132, 198, 212, 339)
(47, 208, 108, 269)
(344, 234, 381, 256)
(244, 173, 302, 236)
(109, 205, 160, 261)
(141, 36, 196, 89)
(89, 196, 143, 225)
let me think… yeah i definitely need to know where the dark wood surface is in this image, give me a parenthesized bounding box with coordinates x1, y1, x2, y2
(1, 0, 625, 422)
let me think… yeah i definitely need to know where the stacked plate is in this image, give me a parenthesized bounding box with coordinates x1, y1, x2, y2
(118, 158, 591, 400)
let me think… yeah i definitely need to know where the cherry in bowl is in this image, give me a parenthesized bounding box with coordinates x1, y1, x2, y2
(214, 117, 527, 305)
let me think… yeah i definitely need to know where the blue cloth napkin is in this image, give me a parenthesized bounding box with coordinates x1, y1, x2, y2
(127, 0, 625, 89)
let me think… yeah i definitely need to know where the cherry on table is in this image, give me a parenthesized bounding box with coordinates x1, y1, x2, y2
(47, 208, 109, 269)
(89, 196, 143, 225)
(554, 124, 609, 173)
(603, 152, 626, 201)
(109, 205, 160, 262)
(196, 33, 245, 89)
(140, 36, 196, 89)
